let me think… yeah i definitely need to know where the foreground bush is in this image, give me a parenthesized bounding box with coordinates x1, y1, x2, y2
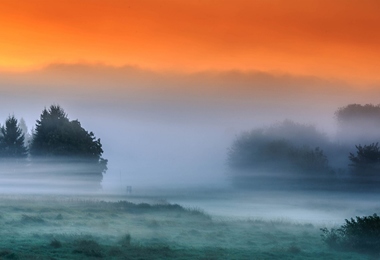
(321, 213, 380, 254)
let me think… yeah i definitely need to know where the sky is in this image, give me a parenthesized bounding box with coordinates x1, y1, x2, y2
(1, 0, 380, 191)
(1, 0, 380, 84)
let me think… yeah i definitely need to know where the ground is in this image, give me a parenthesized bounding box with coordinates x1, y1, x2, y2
(0, 194, 372, 259)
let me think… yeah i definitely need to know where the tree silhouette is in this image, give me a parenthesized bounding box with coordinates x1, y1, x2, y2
(335, 104, 380, 143)
(226, 120, 335, 190)
(30, 105, 107, 189)
(0, 116, 28, 158)
(227, 121, 331, 173)
(349, 143, 380, 172)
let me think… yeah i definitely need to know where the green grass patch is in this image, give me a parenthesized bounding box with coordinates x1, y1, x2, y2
(0, 195, 370, 259)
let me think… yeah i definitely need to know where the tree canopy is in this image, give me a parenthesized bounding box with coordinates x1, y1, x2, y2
(0, 116, 28, 158)
(228, 130, 329, 174)
(349, 143, 380, 173)
(30, 105, 104, 159)
(29, 105, 108, 189)
(228, 120, 331, 174)
(335, 104, 380, 124)
(335, 104, 380, 143)
(226, 120, 334, 190)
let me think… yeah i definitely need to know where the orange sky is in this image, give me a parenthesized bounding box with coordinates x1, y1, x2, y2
(1, 0, 380, 84)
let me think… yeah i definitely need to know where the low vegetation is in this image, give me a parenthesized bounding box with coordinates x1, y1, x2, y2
(321, 213, 380, 255)
(0, 195, 369, 259)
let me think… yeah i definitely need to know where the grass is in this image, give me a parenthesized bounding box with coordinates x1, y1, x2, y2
(0, 195, 371, 259)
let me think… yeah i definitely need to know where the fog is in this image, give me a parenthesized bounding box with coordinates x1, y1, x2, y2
(1, 64, 380, 224)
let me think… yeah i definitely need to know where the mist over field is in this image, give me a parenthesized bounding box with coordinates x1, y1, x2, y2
(0, 68, 376, 178)
(2, 0, 380, 257)
(0, 64, 379, 215)
(1, 64, 380, 258)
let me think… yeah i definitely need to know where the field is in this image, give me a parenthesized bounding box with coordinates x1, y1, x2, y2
(0, 192, 375, 259)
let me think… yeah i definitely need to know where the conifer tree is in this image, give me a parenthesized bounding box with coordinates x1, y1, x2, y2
(0, 116, 28, 158)
(30, 105, 108, 189)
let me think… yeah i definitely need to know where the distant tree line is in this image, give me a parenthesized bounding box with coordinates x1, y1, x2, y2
(227, 104, 380, 191)
(0, 105, 107, 190)
(335, 104, 380, 144)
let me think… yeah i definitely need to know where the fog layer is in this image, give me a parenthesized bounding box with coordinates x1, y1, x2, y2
(1, 64, 380, 191)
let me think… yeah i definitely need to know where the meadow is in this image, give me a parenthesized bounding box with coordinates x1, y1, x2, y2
(0, 192, 373, 259)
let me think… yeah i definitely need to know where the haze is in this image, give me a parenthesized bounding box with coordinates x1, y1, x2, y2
(1, 0, 380, 227)
(0, 64, 378, 191)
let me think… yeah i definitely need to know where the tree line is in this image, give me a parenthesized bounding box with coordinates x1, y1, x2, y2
(0, 105, 107, 190)
(227, 103, 380, 191)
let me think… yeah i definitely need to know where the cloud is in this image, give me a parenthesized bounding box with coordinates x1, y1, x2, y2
(0, 63, 369, 128)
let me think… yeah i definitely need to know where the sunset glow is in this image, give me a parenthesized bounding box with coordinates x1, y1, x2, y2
(3, 4, 380, 255)
(1, 0, 379, 83)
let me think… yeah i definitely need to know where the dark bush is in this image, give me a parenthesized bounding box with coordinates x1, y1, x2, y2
(321, 213, 380, 254)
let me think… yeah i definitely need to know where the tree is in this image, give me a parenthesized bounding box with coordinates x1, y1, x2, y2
(29, 105, 107, 189)
(227, 120, 331, 173)
(228, 132, 330, 174)
(227, 121, 333, 190)
(346, 143, 380, 191)
(265, 119, 329, 148)
(349, 143, 380, 173)
(0, 116, 28, 158)
(335, 104, 380, 144)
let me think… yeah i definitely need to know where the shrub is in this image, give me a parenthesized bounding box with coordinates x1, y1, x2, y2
(321, 213, 380, 254)
(320, 227, 345, 249)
